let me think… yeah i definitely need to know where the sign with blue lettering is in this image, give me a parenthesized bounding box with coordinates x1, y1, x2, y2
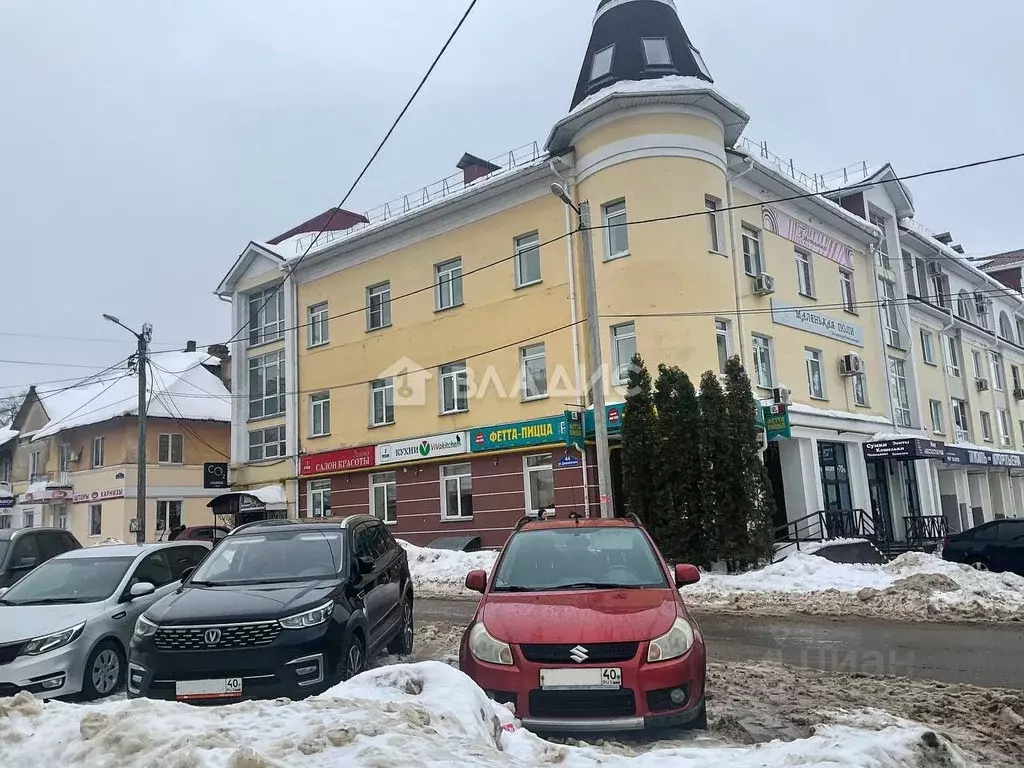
(557, 454, 581, 468)
(770, 299, 864, 347)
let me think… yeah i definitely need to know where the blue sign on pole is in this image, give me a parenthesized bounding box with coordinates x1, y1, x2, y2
(557, 454, 581, 468)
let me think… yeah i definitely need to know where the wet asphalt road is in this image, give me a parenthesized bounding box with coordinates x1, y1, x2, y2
(415, 598, 1024, 689)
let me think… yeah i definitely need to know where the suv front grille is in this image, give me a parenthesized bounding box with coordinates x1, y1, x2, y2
(529, 689, 636, 718)
(520, 642, 639, 664)
(0, 643, 24, 666)
(154, 622, 281, 651)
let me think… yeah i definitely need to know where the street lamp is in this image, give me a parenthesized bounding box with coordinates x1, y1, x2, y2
(103, 314, 153, 544)
(550, 184, 614, 519)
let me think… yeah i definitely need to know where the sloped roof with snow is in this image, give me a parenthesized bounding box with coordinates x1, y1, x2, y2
(976, 248, 1024, 270)
(33, 351, 230, 441)
(0, 427, 17, 447)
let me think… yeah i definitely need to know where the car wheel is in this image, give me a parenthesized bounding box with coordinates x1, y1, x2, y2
(967, 558, 991, 571)
(83, 640, 125, 700)
(342, 634, 366, 681)
(387, 597, 414, 656)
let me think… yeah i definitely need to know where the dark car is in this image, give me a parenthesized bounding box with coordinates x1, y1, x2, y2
(459, 515, 706, 733)
(941, 519, 1024, 575)
(167, 526, 230, 543)
(128, 515, 413, 702)
(0, 528, 81, 589)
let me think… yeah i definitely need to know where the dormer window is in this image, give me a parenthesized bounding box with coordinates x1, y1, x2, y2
(690, 45, 712, 79)
(591, 44, 615, 82)
(642, 38, 672, 67)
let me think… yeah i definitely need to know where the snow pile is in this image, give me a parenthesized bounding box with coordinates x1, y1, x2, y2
(399, 539, 498, 597)
(684, 552, 1024, 622)
(89, 538, 127, 547)
(0, 661, 969, 768)
(773, 537, 871, 560)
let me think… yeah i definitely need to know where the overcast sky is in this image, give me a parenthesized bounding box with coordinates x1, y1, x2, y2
(2, 0, 1022, 401)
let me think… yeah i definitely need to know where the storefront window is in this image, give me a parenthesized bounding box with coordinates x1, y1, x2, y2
(370, 472, 397, 524)
(818, 442, 852, 515)
(441, 464, 473, 520)
(524, 454, 555, 514)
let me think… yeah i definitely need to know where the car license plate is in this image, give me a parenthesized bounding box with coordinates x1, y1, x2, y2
(175, 678, 243, 701)
(540, 668, 621, 690)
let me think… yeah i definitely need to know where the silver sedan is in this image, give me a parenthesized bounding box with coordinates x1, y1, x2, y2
(0, 541, 210, 700)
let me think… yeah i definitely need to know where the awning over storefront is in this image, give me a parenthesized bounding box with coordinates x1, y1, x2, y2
(864, 437, 945, 461)
(0, 483, 14, 510)
(207, 484, 288, 523)
(865, 435, 1024, 468)
(18, 479, 74, 505)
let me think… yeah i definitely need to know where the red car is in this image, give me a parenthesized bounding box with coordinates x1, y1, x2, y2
(459, 515, 705, 732)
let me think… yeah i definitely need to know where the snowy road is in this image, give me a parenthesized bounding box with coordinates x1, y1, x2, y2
(415, 598, 1024, 688)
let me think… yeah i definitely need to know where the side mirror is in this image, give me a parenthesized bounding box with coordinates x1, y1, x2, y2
(357, 556, 375, 575)
(0, 587, 8, 598)
(129, 582, 156, 599)
(674, 564, 701, 587)
(465, 570, 487, 594)
(179, 566, 196, 582)
(14, 557, 38, 571)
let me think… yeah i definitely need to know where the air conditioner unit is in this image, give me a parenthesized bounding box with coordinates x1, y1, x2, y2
(1014, 387, 1024, 401)
(974, 292, 987, 306)
(752, 273, 776, 296)
(772, 385, 792, 406)
(976, 377, 990, 392)
(839, 353, 863, 377)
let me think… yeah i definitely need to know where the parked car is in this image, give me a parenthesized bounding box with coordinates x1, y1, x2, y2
(167, 525, 230, 543)
(0, 528, 81, 590)
(941, 519, 1024, 575)
(128, 515, 413, 703)
(0, 541, 211, 700)
(459, 515, 705, 732)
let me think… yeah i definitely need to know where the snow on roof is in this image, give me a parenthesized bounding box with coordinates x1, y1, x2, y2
(33, 351, 230, 441)
(250, 484, 286, 506)
(789, 402, 893, 425)
(0, 427, 17, 447)
(569, 74, 743, 116)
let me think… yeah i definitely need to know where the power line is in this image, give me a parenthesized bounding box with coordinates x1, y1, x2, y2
(0, 330, 179, 346)
(146, 361, 231, 459)
(228, 0, 481, 348)
(27, 375, 133, 438)
(0, 358, 117, 370)
(154, 148, 1024, 356)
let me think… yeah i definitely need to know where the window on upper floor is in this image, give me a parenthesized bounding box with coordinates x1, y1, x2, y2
(956, 290, 972, 321)
(795, 249, 815, 298)
(998, 409, 1012, 447)
(705, 196, 722, 253)
(920, 330, 936, 365)
(612, 322, 637, 385)
(435, 258, 464, 311)
(249, 425, 285, 462)
(520, 343, 548, 401)
(370, 379, 395, 427)
(839, 269, 856, 314)
(308, 302, 329, 347)
(914, 259, 930, 302)
(981, 411, 993, 442)
(805, 348, 825, 400)
(367, 282, 392, 330)
(972, 350, 984, 379)
(591, 44, 615, 81)
(642, 37, 672, 68)
(741, 225, 763, 277)
(690, 45, 712, 79)
(1017, 318, 1024, 347)
(932, 272, 950, 310)
(977, 299, 991, 331)
(1013, 365, 1022, 393)
(158, 434, 184, 464)
(92, 436, 105, 468)
(1000, 312, 1014, 341)
(603, 200, 630, 260)
(752, 334, 774, 389)
(888, 357, 911, 428)
(439, 362, 469, 414)
(881, 279, 901, 349)
(715, 319, 732, 374)
(248, 350, 286, 420)
(952, 398, 970, 442)
(248, 286, 284, 347)
(514, 232, 541, 288)
(310, 392, 331, 437)
(929, 400, 944, 435)
(853, 370, 869, 407)
(903, 251, 916, 295)
(944, 334, 960, 378)
(990, 352, 1005, 391)
(868, 209, 890, 269)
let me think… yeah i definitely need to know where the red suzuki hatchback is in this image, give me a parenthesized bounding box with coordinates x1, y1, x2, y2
(459, 515, 705, 732)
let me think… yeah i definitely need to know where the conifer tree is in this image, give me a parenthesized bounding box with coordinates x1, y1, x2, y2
(620, 355, 660, 533)
(697, 370, 729, 565)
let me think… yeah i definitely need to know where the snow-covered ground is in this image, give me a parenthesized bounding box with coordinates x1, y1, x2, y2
(400, 539, 498, 597)
(0, 660, 972, 768)
(683, 551, 1024, 623)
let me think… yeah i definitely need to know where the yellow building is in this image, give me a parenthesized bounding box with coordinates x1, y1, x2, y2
(216, 0, 906, 548)
(2, 351, 232, 542)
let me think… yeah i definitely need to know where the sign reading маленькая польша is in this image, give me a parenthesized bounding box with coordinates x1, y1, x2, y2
(771, 300, 864, 347)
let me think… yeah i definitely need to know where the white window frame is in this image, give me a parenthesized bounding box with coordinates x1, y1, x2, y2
(520, 343, 548, 401)
(89, 504, 102, 537)
(524, 454, 555, 516)
(741, 225, 763, 276)
(248, 349, 286, 420)
(440, 463, 473, 520)
(366, 282, 392, 330)
(1013, 365, 1022, 392)
(944, 335, 961, 378)
(309, 480, 332, 518)
(248, 425, 286, 462)
(881, 279, 901, 349)
(981, 411, 993, 442)
(1017, 318, 1024, 346)
(952, 399, 970, 442)
(805, 348, 825, 400)
(715, 319, 732, 374)
(853, 372, 869, 407)
(158, 433, 184, 465)
(92, 436, 105, 468)
(308, 302, 330, 347)
(998, 409, 1012, 446)
(54, 504, 68, 531)
(839, 269, 856, 314)
(156, 499, 183, 532)
(439, 362, 469, 415)
(990, 352, 1005, 391)
(795, 248, 815, 298)
(602, 200, 629, 260)
(888, 357, 911, 428)
(929, 400, 944, 435)
(752, 334, 774, 389)
(28, 450, 41, 479)
(370, 471, 397, 524)
(611, 322, 637, 386)
(641, 37, 672, 67)
(310, 391, 331, 437)
(435, 258, 464, 311)
(591, 44, 614, 81)
(705, 196, 722, 253)
(247, 286, 284, 347)
(869, 209, 890, 269)
(972, 350, 984, 379)
(514, 232, 542, 288)
(920, 330, 935, 365)
(370, 378, 395, 426)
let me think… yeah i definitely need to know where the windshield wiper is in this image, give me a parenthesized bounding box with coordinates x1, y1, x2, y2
(491, 585, 543, 592)
(12, 597, 90, 605)
(542, 582, 644, 591)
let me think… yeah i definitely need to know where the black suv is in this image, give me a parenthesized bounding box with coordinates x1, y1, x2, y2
(128, 515, 413, 702)
(0, 527, 81, 589)
(942, 519, 1024, 575)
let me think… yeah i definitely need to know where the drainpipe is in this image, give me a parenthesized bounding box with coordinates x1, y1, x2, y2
(550, 157, 589, 518)
(725, 156, 755, 367)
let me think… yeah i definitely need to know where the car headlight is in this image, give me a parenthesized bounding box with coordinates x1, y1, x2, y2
(279, 601, 334, 629)
(20, 623, 86, 656)
(134, 615, 159, 639)
(468, 622, 513, 665)
(647, 617, 695, 663)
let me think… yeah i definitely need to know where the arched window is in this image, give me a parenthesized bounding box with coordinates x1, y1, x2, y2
(999, 311, 1014, 341)
(956, 290, 972, 321)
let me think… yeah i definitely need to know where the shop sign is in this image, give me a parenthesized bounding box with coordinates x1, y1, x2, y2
(942, 446, 1024, 467)
(565, 410, 585, 450)
(300, 446, 375, 476)
(584, 403, 626, 437)
(0, 496, 13, 510)
(771, 300, 864, 347)
(864, 438, 945, 461)
(762, 206, 854, 268)
(471, 416, 565, 453)
(238, 494, 266, 512)
(72, 488, 125, 504)
(203, 462, 229, 489)
(22, 488, 72, 504)
(761, 404, 792, 441)
(376, 432, 467, 465)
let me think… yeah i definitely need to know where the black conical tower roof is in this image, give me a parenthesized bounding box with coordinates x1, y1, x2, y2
(571, 0, 713, 110)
